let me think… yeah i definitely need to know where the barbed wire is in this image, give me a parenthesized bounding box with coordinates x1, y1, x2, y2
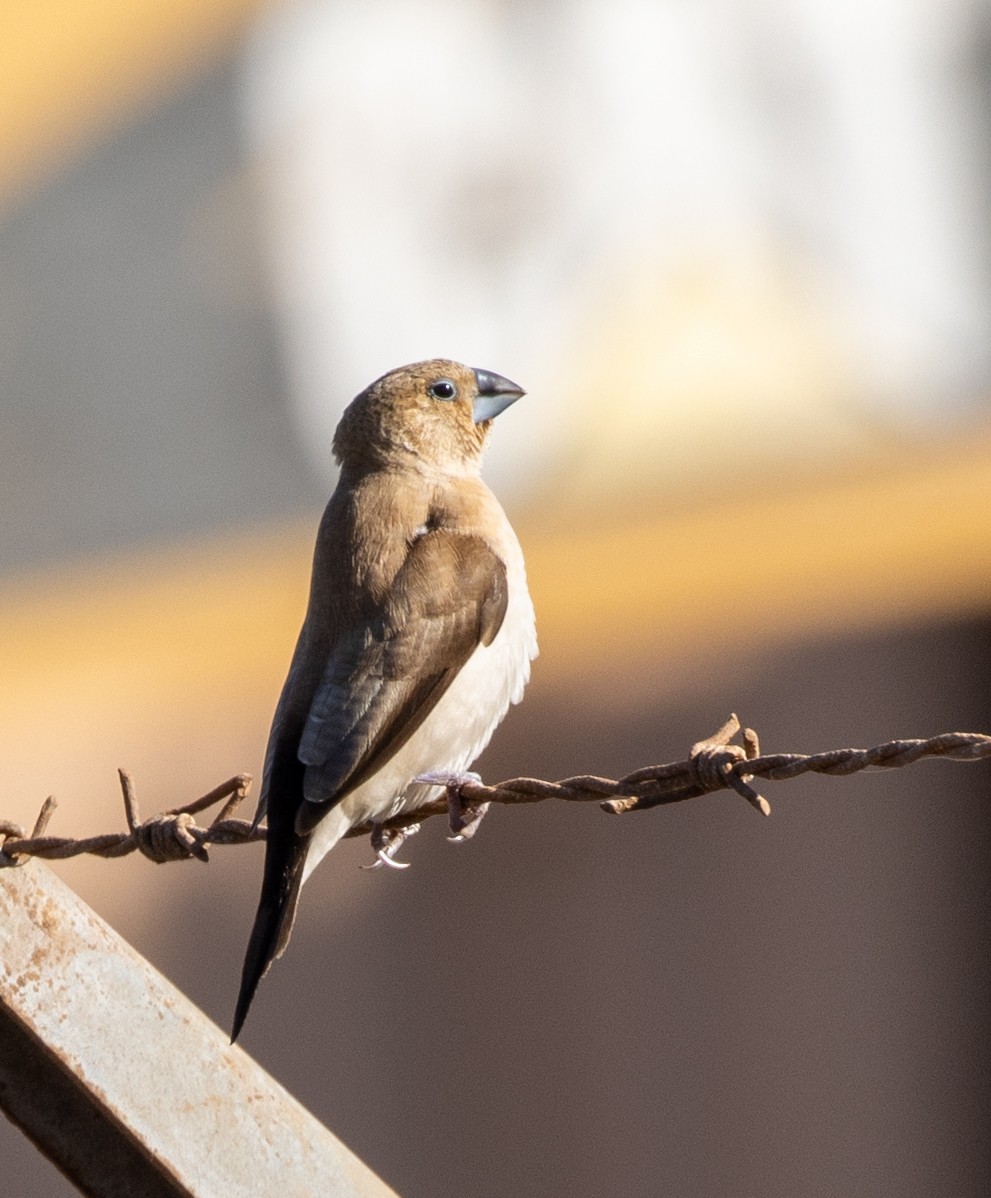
(1, 715, 989, 869)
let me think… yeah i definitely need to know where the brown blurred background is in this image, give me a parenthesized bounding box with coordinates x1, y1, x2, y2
(2, 2, 991, 1195)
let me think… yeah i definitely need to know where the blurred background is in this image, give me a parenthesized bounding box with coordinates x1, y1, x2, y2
(2, 0, 990, 1194)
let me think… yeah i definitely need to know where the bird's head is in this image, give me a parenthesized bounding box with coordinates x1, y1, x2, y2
(333, 359, 525, 476)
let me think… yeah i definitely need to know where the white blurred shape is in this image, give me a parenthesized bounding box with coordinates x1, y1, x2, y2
(758, 0, 991, 414)
(241, 0, 991, 496)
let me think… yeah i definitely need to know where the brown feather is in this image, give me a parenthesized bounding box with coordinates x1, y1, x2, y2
(295, 530, 508, 834)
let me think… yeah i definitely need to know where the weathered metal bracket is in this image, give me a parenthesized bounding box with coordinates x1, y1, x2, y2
(0, 861, 398, 1198)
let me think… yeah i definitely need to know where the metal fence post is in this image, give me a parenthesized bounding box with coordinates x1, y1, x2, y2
(0, 859, 399, 1197)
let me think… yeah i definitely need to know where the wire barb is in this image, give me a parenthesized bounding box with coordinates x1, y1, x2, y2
(0, 773, 259, 867)
(0, 719, 989, 868)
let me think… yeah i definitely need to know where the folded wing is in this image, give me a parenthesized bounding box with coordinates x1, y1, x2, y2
(295, 529, 508, 834)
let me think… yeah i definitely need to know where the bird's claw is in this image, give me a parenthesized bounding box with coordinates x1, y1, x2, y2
(360, 822, 420, 871)
(415, 770, 482, 789)
(413, 770, 489, 842)
(446, 797, 490, 842)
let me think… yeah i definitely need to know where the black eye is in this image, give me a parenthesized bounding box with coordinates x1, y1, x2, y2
(428, 379, 457, 401)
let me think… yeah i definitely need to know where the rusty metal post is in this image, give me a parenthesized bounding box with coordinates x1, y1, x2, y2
(0, 860, 399, 1197)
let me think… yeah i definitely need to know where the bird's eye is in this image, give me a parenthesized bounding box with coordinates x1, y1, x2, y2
(427, 380, 457, 401)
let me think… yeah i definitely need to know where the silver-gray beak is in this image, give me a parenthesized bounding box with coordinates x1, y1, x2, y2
(472, 368, 526, 423)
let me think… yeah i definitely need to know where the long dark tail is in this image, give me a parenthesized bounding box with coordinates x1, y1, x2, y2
(231, 826, 308, 1043)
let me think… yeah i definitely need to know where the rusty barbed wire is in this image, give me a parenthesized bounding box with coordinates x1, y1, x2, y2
(1, 715, 989, 869)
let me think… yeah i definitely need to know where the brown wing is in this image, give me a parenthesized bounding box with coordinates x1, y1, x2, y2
(294, 530, 507, 834)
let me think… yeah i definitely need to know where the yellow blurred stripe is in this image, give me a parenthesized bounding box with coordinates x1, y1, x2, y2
(2, 431, 989, 705)
(0, 522, 313, 709)
(0, 0, 266, 209)
(530, 430, 991, 673)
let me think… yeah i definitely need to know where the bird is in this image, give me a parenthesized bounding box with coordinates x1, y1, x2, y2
(231, 359, 537, 1041)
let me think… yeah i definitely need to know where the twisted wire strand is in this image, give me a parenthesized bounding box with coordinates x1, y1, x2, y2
(1, 719, 989, 868)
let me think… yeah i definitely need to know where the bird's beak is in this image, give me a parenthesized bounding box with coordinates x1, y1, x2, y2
(472, 369, 526, 423)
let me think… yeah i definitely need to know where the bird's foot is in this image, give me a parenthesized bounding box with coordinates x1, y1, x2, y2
(360, 821, 420, 871)
(415, 771, 490, 842)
